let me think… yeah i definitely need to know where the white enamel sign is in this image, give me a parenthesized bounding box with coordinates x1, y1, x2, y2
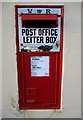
(18, 8, 61, 52)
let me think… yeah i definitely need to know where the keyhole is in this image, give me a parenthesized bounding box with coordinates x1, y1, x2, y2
(28, 89, 31, 94)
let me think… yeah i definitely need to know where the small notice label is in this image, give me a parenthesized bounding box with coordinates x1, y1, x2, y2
(31, 56, 49, 76)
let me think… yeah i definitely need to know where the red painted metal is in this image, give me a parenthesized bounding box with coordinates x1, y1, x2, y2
(21, 14, 58, 20)
(15, 5, 64, 110)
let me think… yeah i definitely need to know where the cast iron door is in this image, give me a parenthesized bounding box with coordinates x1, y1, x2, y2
(23, 52, 57, 109)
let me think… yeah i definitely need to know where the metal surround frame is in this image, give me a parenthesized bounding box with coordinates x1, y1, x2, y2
(15, 5, 64, 110)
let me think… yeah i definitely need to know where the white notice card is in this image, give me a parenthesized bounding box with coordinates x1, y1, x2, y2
(31, 56, 49, 76)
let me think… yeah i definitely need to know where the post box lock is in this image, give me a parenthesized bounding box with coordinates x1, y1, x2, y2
(15, 5, 64, 109)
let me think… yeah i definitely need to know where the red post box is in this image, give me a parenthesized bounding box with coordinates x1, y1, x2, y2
(15, 5, 64, 109)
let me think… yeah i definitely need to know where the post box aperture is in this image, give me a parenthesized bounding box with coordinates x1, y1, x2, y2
(18, 13, 60, 52)
(15, 6, 64, 109)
